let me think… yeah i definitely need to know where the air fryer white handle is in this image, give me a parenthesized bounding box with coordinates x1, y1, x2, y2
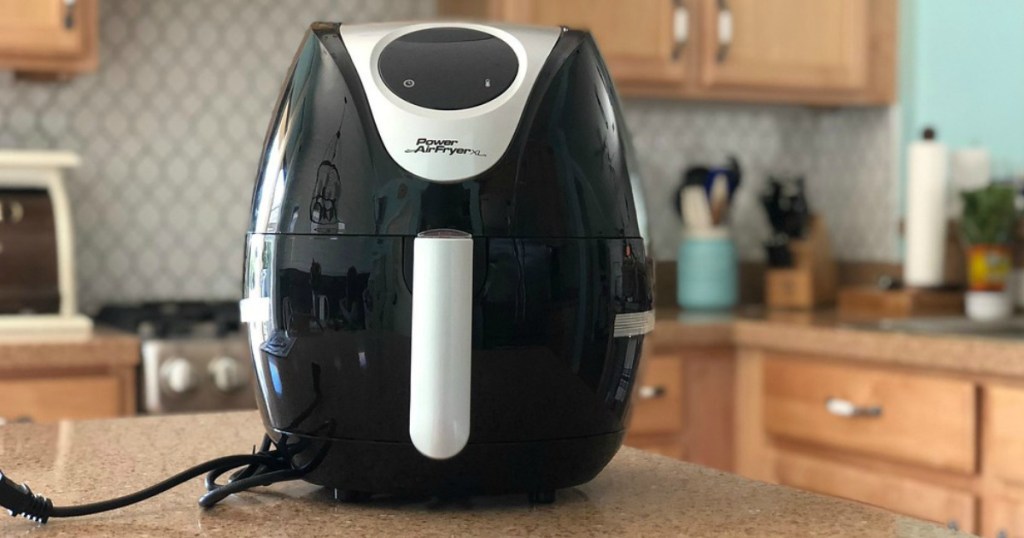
(409, 230, 473, 459)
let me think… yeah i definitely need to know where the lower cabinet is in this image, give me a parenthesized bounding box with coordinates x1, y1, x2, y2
(735, 348, 1024, 535)
(984, 385, 1024, 538)
(0, 332, 139, 423)
(775, 452, 975, 532)
(0, 371, 135, 423)
(983, 495, 1024, 538)
(625, 343, 735, 472)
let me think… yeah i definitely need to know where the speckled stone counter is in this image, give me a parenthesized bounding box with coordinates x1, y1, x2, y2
(731, 311, 1024, 378)
(0, 411, 954, 536)
(656, 308, 1024, 378)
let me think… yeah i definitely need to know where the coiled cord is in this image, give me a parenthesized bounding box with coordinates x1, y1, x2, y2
(0, 434, 309, 524)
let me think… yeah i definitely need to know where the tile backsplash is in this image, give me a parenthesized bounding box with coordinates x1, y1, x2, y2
(622, 101, 898, 263)
(0, 0, 899, 314)
(0, 0, 435, 314)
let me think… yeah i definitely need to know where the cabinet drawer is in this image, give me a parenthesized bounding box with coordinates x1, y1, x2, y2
(776, 452, 975, 532)
(0, 375, 124, 422)
(982, 494, 1024, 538)
(629, 355, 684, 435)
(763, 355, 976, 473)
(986, 385, 1024, 485)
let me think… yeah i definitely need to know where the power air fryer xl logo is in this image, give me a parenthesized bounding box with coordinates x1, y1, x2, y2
(405, 138, 486, 157)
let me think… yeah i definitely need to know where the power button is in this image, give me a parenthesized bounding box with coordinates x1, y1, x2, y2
(378, 27, 519, 110)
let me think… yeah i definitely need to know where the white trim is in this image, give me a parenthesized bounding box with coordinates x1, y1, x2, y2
(0, 151, 81, 169)
(613, 310, 655, 338)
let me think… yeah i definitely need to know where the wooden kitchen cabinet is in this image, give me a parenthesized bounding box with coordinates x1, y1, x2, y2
(439, 0, 896, 105)
(737, 349, 981, 532)
(983, 494, 1024, 538)
(0, 331, 139, 423)
(0, 0, 99, 76)
(629, 354, 686, 435)
(624, 331, 735, 472)
(985, 385, 1024, 486)
(763, 355, 976, 473)
(696, 0, 892, 99)
(775, 452, 976, 532)
(439, 0, 689, 84)
(0, 375, 126, 422)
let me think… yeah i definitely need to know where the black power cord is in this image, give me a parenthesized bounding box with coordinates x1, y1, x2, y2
(0, 434, 313, 524)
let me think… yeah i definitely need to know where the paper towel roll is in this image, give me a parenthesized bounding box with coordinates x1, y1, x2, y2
(904, 137, 949, 287)
(948, 148, 991, 216)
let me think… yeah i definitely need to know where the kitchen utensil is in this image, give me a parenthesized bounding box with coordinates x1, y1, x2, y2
(764, 233, 794, 268)
(761, 176, 810, 239)
(240, 22, 653, 501)
(673, 156, 742, 223)
(709, 172, 730, 225)
(683, 185, 712, 230)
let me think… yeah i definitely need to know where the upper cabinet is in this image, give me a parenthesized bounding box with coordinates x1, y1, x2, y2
(438, 0, 897, 106)
(478, 0, 688, 84)
(0, 0, 99, 76)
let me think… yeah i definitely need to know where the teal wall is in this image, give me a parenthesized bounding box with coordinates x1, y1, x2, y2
(901, 0, 1024, 176)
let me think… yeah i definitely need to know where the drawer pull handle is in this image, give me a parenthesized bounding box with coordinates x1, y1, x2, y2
(825, 397, 882, 418)
(638, 385, 666, 399)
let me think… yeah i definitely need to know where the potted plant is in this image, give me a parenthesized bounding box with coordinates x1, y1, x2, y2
(960, 185, 1018, 320)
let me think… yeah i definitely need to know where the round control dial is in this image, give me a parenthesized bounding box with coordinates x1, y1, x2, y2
(378, 27, 519, 110)
(160, 357, 198, 394)
(208, 356, 246, 393)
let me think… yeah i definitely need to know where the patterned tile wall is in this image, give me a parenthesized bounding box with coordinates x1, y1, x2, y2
(0, 0, 898, 313)
(622, 101, 898, 263)
(0, 0, 436, 314)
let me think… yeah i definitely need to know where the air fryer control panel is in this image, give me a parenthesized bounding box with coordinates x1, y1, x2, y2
(339, 22, 560, 182)
(379, 28, 519, 110)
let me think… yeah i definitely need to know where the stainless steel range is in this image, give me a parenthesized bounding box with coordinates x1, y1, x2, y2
(96, 302, 255, 414)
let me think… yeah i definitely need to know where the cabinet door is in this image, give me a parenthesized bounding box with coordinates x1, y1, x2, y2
(985, 385, 1024, 486)
(698, 0, 874, 92)
(443, 0, 690, 84)
(776, 452, 976, 533)
(629, 354, 685, 435)
(983, 496, 1024, 538)
(0, 0, 98, 73)
(763, 355, 977, 474)
(0, 376, 125, 422)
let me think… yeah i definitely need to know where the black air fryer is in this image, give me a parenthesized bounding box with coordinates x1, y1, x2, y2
(242, 21, 654, 502)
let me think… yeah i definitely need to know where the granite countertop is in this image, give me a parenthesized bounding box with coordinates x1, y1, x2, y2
(656, 307, 1024, 378)
(0, 411, 954, 537)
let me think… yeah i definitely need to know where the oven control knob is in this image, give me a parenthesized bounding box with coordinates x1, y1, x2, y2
(161, 357, 198, 394)
(209, 356, 245, 393)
